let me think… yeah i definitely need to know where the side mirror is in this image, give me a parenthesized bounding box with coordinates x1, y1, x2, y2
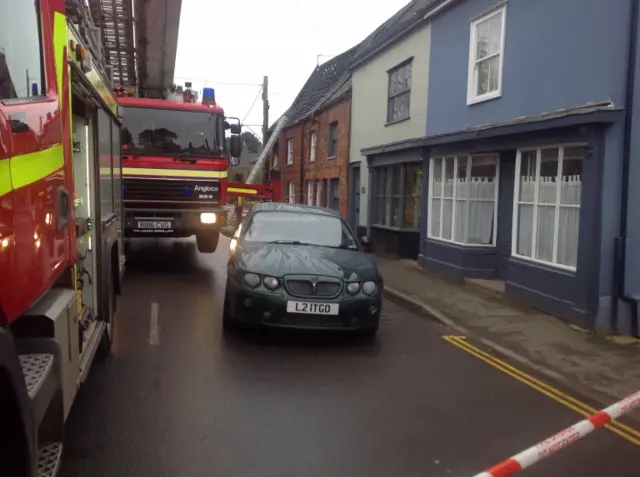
(229, 135, 242, 158)
(223, 120, 231, 131)
(220, 225, 236, 238)
(360, 236, 375, 253)
(230, 123, 242, 135)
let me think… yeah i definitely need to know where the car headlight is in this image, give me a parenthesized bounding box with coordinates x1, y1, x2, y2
(243, 272, 261, 288)
(263, 276, 280, 290)
(346, 282, 361, 295)
(362, 281, 377, 295)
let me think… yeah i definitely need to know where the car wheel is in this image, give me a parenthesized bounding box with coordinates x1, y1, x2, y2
(359, 327, 378, 343)
(196, 232, 220, 253)
(222, 291, 237, 333)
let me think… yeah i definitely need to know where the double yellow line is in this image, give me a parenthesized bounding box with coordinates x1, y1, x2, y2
(442, 335, 640, 446)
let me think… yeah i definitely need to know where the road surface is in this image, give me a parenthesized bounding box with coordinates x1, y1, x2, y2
(59, 238, 640, 477)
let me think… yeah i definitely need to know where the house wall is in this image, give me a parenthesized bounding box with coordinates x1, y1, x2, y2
(427, 0, 632, 135)
(277, 123, 304, 203)
(350, 23, 432, 229)
(303, 100, 351, 218)
(420, 0, 637, 333)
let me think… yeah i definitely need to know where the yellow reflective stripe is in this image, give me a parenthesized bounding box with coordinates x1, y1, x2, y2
(228, 187, 258, 194)
(10, 145, 65, 190)
(53, 12, 67, 105)
(122, 167, 227, 178)
(0, 160, 11, 196)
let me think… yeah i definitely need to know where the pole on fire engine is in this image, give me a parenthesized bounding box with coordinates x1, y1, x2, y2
(262, 76, 269, 144)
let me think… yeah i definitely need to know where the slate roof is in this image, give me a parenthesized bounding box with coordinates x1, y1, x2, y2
(269, 0, 453, 133)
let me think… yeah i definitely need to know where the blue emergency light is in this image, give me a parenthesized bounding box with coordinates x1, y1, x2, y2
(202, 87, 216, 104)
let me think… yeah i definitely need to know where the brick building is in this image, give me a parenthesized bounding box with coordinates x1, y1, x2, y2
(267, 50, 354, 219)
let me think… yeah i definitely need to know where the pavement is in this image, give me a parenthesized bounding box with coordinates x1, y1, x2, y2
(58, 238, 640, 477)
(375, 256, 640, 416)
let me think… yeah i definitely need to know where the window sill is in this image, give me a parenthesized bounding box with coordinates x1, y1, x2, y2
(466, 90, 502, 106)
(385, 117, 411, 127)
(509, 254, 577, 274)
(372, 224, 420, 233)
(286, 163, 293, 167)
(327, 155, 337, 160)
(427, 236, 495, 248)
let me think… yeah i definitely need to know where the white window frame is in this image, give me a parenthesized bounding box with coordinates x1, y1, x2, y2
(466, 4, 507, 106)
(310, 131, 317, 162)
(287, 139, 294, 165)
(306, 180, 314, 205)
(427, 154, 500, 247)
(511, 143, 585, 272)
(288, 181, 295, 203)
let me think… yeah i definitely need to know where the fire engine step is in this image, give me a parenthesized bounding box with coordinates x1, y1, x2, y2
(37, 442, 63, 477)
(18, 353, 54, 399)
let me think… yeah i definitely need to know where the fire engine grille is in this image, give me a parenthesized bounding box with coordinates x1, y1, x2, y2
(123, 178, 222, 202)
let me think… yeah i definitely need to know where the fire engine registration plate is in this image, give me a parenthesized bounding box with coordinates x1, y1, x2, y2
(286, 301, 339, 315)
(137, 221, 172, 230)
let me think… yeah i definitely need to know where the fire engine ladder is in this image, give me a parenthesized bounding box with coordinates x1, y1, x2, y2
(244, 114, 288, 184)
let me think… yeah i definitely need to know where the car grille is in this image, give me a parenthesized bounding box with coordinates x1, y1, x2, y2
(285, 280, 341, 298)
(123, 178, 221, 202)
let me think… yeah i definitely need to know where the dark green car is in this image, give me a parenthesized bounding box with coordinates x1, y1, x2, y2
(219, 203, 383, 338)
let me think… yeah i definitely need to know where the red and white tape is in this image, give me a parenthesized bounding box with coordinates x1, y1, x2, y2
(473, 390, 640, 477)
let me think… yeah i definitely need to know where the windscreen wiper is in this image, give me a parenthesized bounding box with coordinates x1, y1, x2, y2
(174, 152, 197, 163)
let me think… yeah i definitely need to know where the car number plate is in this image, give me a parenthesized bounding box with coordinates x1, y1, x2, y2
(286, 301, 339, 315)
(137, 221, 172, 229)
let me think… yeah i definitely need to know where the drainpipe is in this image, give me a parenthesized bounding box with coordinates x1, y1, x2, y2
(612, 0, 639, 337)
(299, 120, 305, 203)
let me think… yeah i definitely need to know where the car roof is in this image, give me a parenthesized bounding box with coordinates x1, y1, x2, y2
(249, 202, 341, 218)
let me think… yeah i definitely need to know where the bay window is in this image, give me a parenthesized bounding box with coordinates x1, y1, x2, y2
(513, 145, 584, 269)
(373, 163, 422, 229)
(428, 155, 498, 245)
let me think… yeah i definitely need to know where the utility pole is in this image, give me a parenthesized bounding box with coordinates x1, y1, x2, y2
(262, 76, 269, 145)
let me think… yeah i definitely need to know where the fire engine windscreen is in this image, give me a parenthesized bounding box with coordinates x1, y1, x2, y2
(120, 106, 225, 157)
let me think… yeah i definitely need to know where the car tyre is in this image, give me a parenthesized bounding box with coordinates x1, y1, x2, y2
(222, 291, 238, 333)
(196, 231, 220, 253)
(359, 327, 378, 344)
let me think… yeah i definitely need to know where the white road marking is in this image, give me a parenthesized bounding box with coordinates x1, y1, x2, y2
(149, 302, 160, 345)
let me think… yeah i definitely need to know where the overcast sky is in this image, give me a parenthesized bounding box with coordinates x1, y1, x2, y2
(174, 0, 412, 141)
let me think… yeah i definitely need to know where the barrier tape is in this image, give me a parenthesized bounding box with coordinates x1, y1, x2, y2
(473, 390, 640, 477)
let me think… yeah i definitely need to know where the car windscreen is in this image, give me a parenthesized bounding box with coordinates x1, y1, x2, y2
(243, 211, 359, 249)
(120, 106, 225, 157)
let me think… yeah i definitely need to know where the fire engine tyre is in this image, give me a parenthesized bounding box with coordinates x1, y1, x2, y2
(196, 231, 219, 253)
(97, 267, 116, 359)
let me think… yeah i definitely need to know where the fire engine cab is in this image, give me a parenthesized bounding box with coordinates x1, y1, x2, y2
(0, 0, 124, 475)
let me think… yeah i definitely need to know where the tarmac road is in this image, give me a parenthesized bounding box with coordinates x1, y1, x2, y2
(58, 238, 640, 477)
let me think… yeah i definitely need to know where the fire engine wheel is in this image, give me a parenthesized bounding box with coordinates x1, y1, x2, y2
(196, 232, 219, 253)
(97, 267, 116, 359)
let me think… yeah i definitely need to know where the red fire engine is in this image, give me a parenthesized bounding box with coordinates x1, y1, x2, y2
(0, 0, 124, 475)
(116, 82, 282, 250)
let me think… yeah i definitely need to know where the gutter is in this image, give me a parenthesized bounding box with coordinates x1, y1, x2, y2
(612, 0, 639, 337)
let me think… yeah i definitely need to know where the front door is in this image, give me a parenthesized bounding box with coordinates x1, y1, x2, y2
(350, 165, 360, 230)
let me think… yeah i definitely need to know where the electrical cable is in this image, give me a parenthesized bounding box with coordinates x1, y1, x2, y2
(241, 86, 263, 124)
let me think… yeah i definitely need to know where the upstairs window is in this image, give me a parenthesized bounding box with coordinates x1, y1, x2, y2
(310, 131, 317, 162)
(467, 4, 506, 105)
(0, 1, 44, 100)
(287, 139, 294, 165)
(387, 60, 412, 123)
(328, 122, 338, 157)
